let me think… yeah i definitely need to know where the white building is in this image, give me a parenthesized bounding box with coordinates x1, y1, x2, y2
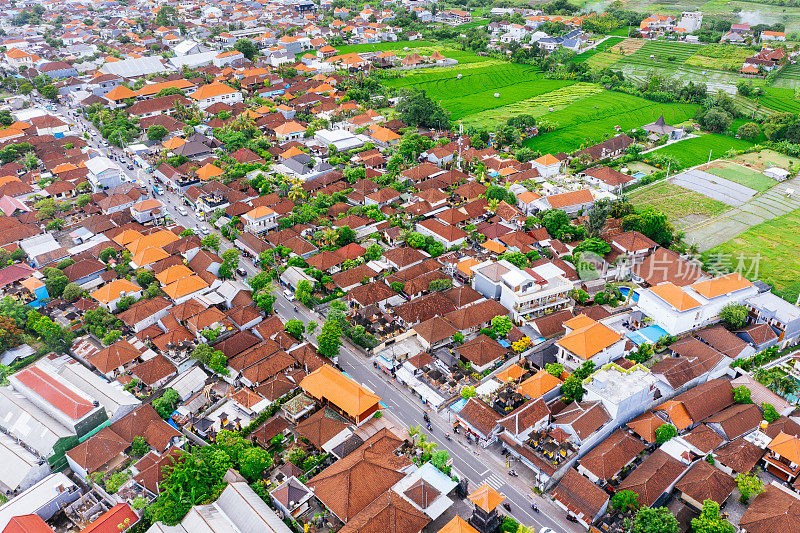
(242, 206, 278, 234)
(189, 81, 243, 110)
(637, 273, 760, 336)
(555, 315, 626, 371)
(531, 154, 563, 177)
(85, 156, 125, 192)
(678, 12, 703, 32)
(472, 260, 572, 324)
(583, 363, 657, 421)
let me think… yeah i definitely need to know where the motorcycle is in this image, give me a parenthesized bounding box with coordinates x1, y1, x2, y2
(445, 434, 452, 441)
(502, 503, 512, 513)
(531, 504, 539, 513)
(422, 413, 430, 423)
(426, 422, 433, 432)
(508, 470, 518, 477)
(294, 306, 298, 312)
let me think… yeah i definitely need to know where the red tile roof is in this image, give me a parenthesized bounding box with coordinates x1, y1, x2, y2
(15, 366, 95, 420)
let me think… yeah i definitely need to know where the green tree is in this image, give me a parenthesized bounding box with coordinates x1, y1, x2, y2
(720, 304, 747, 330)
(655, 423, 678, 444)
(238, 446, 272, 481)
(131, 435, 149, 456)
(691, 499, 735, 533)
(44, 273, 69, 298)
(234, 38, 258, 60)
(147, 124, 169, 142)
(390, 281, 405, 293)
(453, 331, 464, 343)
(632, 507, 678, 533)
(702, 107, 733, 133)
(545, 363, 563, 377)
(431, 449, 450, 471)
(152, 388, 180, 419)
(736, 473, 764, 503)
(396, 89, 450, 129)
(201, 234, 220, 252)
(62, 282, 81, 302)
(191, 343, 214, 365)
(611, 490, 639, 512)
(317, 319, 342, 358)
(460, 385, 477, 399)
(561, 375, 585, 401)
(284, 319, 305, 340)
(761, 402, 779, 422)
(209, 351, 228, 376)
(491, 315, 513, 337)
(733, 385, 752, 404)
(737, 122, 761, 140)
(218, 249, 239, 280)
(364, 243, 382, 261)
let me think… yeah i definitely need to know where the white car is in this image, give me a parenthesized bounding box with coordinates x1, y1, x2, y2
(177, 207, 188, 216)
(283, 289, 296, 301)
(200, 226, 210, 235)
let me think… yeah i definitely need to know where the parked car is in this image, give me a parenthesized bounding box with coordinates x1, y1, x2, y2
(200, 226, 210, 235)
(178, 206, 188, 216)
(283, 289, 296, 301)
(236, 267, 247, 277)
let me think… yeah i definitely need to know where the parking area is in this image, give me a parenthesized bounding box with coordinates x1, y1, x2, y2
(670, 168, 758, 207)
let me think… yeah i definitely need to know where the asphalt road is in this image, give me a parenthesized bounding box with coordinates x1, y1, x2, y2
(56, 98, 579, 533)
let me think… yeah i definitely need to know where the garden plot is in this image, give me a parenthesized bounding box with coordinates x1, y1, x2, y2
(670, 169, 758, 206)
(698, 161, 776, 193)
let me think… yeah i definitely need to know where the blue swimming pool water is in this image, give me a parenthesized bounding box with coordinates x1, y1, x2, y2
(451, 398, 468, 413)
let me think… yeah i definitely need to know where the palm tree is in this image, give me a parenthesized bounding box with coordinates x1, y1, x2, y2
(408, 425, 421, 445)
(419, 440, 438, 455)
(782, 376, 799, 396)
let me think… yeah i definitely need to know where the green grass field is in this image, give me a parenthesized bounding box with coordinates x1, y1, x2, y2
(617, 41, 703, 71)
(384, 63, 573, 121)
(757, 87, 800, 114)
(705, 209, 800, 302)
(629, 181, 730, 228)
(459, 83, 604, 129)
(523, 92, 697, 153)
(772, 64, 800, 89)
(648, 135, 755, 169)
(570, 37, 626, 63)
(331, 41, 489, 64)
(699, 161, 776, 192)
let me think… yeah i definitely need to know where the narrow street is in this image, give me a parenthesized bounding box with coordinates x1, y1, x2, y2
(59, 104, 578, 532)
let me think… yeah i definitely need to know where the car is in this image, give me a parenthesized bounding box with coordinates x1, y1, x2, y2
(200, 226, 209, 235)
(127, 164, 134, 170)
(177, 207, 188, 216)
(236, 267, 247, 277)
(283, 289, 296, 301)
(154, 186, 164, 196)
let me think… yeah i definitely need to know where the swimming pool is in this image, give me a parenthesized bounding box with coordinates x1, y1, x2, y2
(626, 324, 669, 345)
(450, 398, 468, 413)
(618, 286, 639, 301)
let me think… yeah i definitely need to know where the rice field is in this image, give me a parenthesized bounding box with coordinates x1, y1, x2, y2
(705, 209, 800, 303)
(570, 37, 626, 63)
(648, 134, 755, 169)
(757, 87, 800, 114)
(628, 181, 731, 229)
(772, 64, 800, 90)
(332, 41, 489, 64)
(697, 160, 776, 192)
(383, 63, 572, 121)
(523, 91, 698, 153)
(459, 83, 604, 129)
(617, 41, 703, 71)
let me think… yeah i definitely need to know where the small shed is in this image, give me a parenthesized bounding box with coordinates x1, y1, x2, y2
(764, 166, 791, 181)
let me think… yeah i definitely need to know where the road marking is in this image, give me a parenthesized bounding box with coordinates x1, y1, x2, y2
(483, 473, 506, 490)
